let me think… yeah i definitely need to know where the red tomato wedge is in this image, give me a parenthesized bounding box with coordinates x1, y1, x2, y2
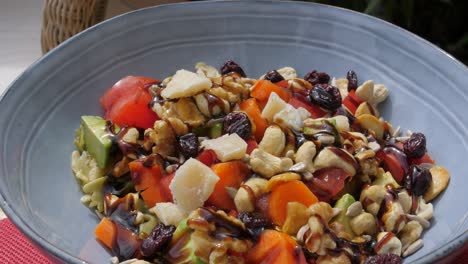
(376, 147, 409, 184)
(289, 93, 327, 119)
(308, 168, 350, 202)
(196, 149, 219, 167)
(100, 76, 159, 129)
(246, 137, 258, 154)
(342, 90, 362, 115)
(160, 172, 176, 203)
(409, 153, 435, 165)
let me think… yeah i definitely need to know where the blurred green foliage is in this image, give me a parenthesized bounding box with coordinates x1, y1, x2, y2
(305, 0, 468, 65)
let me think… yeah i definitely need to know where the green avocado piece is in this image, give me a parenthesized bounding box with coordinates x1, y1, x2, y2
(165, 219, 207, 264)
(80, 116, 113, 168)
(208, 123, 223, 139)
(331, 194, 356, 237)
(372, 170, 401, 188)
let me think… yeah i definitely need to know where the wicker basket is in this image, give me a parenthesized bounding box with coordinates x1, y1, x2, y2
(41, 0, 108, 54)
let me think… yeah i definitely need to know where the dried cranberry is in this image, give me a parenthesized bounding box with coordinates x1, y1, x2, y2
(178, 133, 199, 158)
(220, 60, 246, 77)
(304, 70, 330, 85)
(223, 112, 252, 139)
(238, 211, 273, 240)
(309, 83, 342, 111)
(291, 129, 307, 149)
(405, 165, 432, 196)
(238, 212, 273, 229)
(347, 70, 358, 91)
(140, 223, 176, 257)
(264, 70, 285, 83)
(403, 133, 426, 158)
(364, 253, 402, 264)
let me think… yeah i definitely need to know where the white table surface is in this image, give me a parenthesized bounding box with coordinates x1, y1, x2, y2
(0, 0, 187, 221)
(0, 0, 43, 220)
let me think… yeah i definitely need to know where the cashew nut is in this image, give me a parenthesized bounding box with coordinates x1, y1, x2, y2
(294, 141, 317, 172)
(249, 149, 293, 178)
(398, 191, 412, 214)
(313, 147, 357, 176)
(382, 199, 406, 233)
(371, 84, 389, 104)
(360, 185, 386, 216)
(399, 220, 423, 250)
(375, 232, 402, 255)
(350, 212, 377, 235)
(234, 177, 268, 212)
(355, 80, 374, 102)
(258, 125, 286, 156)
(416, 196, 433, 221)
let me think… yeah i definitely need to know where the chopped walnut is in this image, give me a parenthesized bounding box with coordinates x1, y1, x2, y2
(153, 98, 206, 127)
(144, 120, 177, 157)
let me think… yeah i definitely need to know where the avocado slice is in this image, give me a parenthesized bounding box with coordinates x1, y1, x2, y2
(79, 116, 113, 168)
(372, 170, 401, 189)
(331, 194, 356, 238)
(165, 219, 207, 264)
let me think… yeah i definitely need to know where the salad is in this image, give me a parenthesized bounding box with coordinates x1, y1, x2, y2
(71, 60, 450, 264)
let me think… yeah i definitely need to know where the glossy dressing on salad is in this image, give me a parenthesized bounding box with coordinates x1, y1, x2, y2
(71, 61, 450, 264)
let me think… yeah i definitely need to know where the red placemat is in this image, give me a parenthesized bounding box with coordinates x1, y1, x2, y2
(0, 218, 466, 263)
(0, 219, 55, 264)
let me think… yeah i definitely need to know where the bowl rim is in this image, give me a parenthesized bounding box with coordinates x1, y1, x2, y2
(0, 0, 466, 263)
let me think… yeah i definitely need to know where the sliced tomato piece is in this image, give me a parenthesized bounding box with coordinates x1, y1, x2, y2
(101, 76, 158, 110)
(246, 137, 258, 154)
(342, 90, 362, 115)
(308, 168, 350, 202)
(409, 153, 435, 165)
(196, 149, 219, 166)
(376, 147, 409, 184)
(160, 172, 176, 203)
(101, 76, 159, 129)
(275, 80, 289, 88)
(289, 93, 327, 119)
(105, 88, 159, 129)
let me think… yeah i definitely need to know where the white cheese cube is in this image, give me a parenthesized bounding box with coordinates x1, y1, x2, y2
(201, 133, 247, 162)
(161, 69, 212, 99)
(151, 202, 187, 226)
(261, 92, 287, 121)
(169, 158, 219, 211)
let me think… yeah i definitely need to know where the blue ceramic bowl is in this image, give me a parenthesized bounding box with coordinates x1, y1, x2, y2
(0, 1, 466, 263)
